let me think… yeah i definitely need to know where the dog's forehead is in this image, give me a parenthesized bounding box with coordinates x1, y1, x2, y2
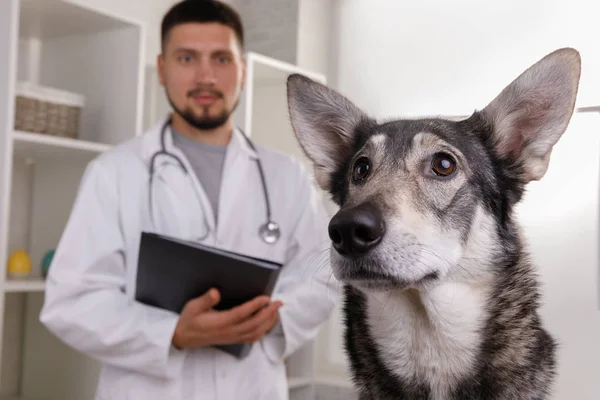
(369, 118, 466, 156)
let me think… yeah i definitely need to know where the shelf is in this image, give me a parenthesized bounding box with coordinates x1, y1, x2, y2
(288, 376, 313, 390)
(19, 0, 133, 40)
(315, 375, 354, 388)
(12, 130, 111, 161)
(250, 53, 324, 85)
(15, 1, 144, 147)
(4, 277, 45, 293)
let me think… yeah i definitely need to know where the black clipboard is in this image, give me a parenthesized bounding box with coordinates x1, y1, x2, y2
(135, 232, 283, 358)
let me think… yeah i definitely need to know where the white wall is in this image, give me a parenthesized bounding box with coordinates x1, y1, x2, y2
(67, 0, 177, 65)
(515, 112, 600, 400)
(330, 0, 600, 118)
(321, 0, 600, 397)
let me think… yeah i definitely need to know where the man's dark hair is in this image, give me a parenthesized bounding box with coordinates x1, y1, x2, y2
(161, 0, 244, 52)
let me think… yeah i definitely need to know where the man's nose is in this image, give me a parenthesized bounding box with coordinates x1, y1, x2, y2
(196, 61, 217, 84)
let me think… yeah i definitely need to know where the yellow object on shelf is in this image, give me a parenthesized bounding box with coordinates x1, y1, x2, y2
(7, 249, 32, 277)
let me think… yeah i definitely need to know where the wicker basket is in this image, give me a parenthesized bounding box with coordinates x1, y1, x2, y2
(14, 82, 85, 139)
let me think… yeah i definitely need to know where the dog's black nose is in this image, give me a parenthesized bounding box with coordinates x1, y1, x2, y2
(328, 203, 385, 257)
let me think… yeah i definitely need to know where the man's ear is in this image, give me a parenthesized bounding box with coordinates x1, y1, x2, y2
(286, 74, 369, 191)
(240, 55, 247, 92)
(157, 54, 165, 86)
(480, 47, 581, 182)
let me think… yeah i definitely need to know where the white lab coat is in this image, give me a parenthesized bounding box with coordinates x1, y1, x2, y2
(39, 118, 340, 400)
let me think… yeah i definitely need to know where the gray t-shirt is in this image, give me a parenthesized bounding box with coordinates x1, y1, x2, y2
(171, 129, 228, 224)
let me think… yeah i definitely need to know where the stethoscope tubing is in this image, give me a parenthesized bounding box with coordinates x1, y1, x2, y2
(148, 118, 280, 244)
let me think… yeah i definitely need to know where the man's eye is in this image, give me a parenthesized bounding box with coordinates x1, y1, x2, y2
(216, 56, 230, 64)
(179, 55, 193, 63)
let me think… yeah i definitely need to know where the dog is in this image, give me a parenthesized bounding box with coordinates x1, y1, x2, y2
(286, 48, 581, 399)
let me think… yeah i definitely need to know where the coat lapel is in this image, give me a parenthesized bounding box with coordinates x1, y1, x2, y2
(214, 128, 260, 242)
(140, 118, 260, 244)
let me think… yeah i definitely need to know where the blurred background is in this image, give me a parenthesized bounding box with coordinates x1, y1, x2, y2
(0, 0, 598, 399)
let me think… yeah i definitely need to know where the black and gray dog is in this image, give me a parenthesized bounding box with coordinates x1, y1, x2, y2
(286, 48, 581, 399)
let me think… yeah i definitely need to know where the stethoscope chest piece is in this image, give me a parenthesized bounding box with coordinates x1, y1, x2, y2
(259, 221, 281, 244)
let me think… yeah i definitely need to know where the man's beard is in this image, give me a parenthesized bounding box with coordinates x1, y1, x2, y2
(165, 87, 239, 130)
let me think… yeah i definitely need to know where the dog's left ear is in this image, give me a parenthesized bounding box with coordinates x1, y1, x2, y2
(287, 74, 369, 191)
(480, 47, 581, 182)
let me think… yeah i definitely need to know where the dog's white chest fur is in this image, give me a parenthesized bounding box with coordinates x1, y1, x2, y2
(366, 283, 489, 399)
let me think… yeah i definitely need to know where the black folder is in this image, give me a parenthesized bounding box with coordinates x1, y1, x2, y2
(135, 232, 283, 359)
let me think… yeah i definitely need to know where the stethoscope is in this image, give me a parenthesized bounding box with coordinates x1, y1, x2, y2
(148, 118, 281, 244)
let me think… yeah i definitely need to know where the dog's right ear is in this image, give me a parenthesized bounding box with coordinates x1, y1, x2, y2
(287, 74, 368, 191)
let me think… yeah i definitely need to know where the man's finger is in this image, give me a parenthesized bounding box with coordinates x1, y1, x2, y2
(234, 305, 274, 335)
(238, 311, 280, 343)
(226, 295, 271, 324)
(234, 301, 282, 336)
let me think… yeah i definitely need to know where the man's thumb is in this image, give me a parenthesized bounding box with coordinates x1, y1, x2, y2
(201, 288, 221, 309)
(189, 288, 220, 313)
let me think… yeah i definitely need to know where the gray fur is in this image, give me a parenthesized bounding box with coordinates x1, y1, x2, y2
(286, 48, 581, 399)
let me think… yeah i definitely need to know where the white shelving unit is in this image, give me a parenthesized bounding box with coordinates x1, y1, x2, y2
(0, 0, 144, 399)
(0, 1, 333, 399)
(237, 52, 334, 400)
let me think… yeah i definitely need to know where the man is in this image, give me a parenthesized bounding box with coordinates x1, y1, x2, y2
(39, 1, 339, 399)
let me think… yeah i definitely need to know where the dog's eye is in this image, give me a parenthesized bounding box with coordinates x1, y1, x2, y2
(431, 153, 456, 176)
(352, 157, 371, 182)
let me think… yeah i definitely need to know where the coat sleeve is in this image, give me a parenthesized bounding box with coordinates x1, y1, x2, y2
(260, 161, 342, 362)
(39, 158, 185, 380)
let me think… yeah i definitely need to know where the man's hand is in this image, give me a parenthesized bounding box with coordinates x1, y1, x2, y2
(172, 288, 283, 350)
